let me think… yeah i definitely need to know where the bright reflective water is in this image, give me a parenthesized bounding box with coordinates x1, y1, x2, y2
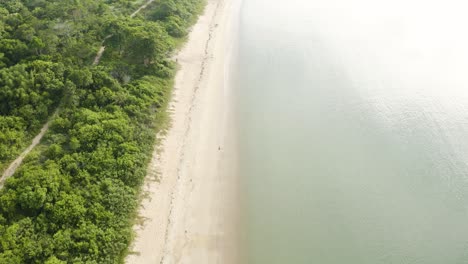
(236, 0, 468, 263)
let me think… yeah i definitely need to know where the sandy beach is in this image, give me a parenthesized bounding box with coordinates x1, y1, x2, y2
(126, 0, 239, 263)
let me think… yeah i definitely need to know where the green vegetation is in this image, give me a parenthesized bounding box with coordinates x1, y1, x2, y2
(0, 0, 204, 263)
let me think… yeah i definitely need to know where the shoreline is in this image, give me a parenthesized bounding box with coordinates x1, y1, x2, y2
(126, 0, 239, 263)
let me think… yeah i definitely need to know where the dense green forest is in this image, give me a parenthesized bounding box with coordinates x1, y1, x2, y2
(0, 0, 204, 263)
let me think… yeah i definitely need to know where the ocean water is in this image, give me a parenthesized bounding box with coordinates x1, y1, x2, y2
(236, 0, 468, 263)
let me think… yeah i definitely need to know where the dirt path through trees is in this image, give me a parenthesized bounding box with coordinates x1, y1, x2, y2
(0, 120, 51, 186)
(1, 0, 157, 186)
(130, 0, 155, 18)
(93, 0, 155, 65)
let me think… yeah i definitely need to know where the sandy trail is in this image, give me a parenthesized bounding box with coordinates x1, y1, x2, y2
(130, 0, 155, 18)
(93, 0, 155, 66)
(0, 118, 52, 186)
(126, 0, 239, 263)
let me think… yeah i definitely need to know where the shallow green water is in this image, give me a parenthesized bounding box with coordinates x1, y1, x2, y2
(236, 0, 468, 263)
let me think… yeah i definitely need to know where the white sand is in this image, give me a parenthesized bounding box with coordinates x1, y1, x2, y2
(126, 0, 239, 263)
